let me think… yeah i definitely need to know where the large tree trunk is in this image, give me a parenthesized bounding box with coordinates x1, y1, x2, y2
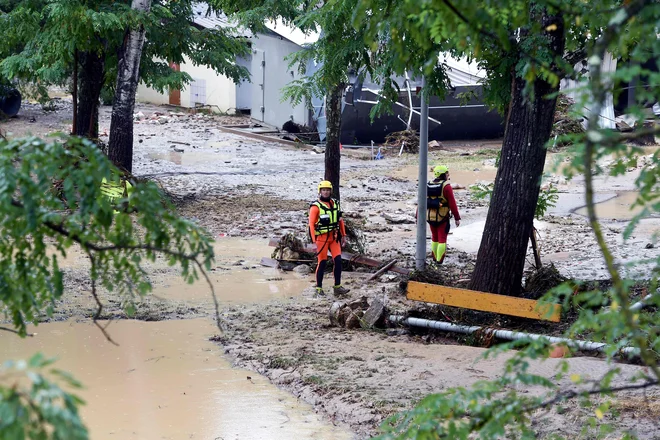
(325, 84, 343, 201)
(108, 0, 152, 173)
(469, 12, 565, 296)
(75, 48, 106, 139)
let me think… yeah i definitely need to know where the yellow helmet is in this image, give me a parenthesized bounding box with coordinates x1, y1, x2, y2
(433, 165, 449, 177)
(317, 180, 333, 192)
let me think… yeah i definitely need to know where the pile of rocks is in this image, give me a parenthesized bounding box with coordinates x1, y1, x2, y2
(329, 297, 388, 329)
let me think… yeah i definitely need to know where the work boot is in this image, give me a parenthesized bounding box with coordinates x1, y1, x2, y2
(314, 287, 325, 296)
(333, 285, 350, 296)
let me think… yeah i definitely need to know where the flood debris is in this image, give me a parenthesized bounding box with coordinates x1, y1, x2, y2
(266, 235, 411, 276)
(282, 120, 320, 143)
(383, 130, 419, 153)
(550, 94, 585, 148)
(329, 297, 388, 329)
(523, 263, 567, 300)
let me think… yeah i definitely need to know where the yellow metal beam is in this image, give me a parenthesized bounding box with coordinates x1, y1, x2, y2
(407, 281, 561, 322)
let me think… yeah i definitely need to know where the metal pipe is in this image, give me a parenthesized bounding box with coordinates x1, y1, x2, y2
(629, 293, 654, 312)
(415, 76, 429, 271)
(389, 315, 639, 355)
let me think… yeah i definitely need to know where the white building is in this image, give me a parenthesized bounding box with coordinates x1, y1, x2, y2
(136, 4, 309, 129)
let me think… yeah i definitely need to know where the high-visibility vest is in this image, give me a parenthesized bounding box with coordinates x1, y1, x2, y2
(100, 177, 134, 212)
(310, 199, 341, 235)
(426, 180, 450, 224)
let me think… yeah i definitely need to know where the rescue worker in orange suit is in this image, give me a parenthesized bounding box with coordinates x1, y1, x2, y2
(309, 181, 351, 296)
(426, 165, 461, 264)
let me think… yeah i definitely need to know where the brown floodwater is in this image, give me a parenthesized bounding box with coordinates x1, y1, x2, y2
(152, 237, 312, 304)
(49, 238, 312, 305)
(9, 238, 349, 439)
(148, 151, 232, 166)
(0, 319, 353, 439)
(575, 192, 648, 220)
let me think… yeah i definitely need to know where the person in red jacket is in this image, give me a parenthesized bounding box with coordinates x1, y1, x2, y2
(309, 181, 350, 296)
(426, 165, 461, 264)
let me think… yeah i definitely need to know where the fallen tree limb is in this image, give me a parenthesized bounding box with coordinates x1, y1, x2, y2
(368, 260, 398, 281)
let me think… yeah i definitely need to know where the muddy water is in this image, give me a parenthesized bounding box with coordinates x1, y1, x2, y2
(148, 151, 229, 166)
(152, 238, 311, 304)
(392, 166, 498, 186)
(0, 319, 353, 439)
(575, 192, 648, 220)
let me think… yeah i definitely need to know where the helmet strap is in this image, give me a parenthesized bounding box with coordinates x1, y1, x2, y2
(319, 195, 332, 202)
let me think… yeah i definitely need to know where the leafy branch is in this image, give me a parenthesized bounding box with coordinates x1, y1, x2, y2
(581, 0, 660, 381)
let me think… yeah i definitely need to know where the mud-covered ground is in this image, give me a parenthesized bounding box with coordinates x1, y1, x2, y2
(3, 98, 659, 439)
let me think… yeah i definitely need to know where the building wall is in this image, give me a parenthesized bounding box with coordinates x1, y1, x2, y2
(136, 33, 306, 126)
(136, 56, 236, 112)
(247, 32, 308, 127)
(235, 53, 252, 111)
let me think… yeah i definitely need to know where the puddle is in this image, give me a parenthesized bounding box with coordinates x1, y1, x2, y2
(152, 238, 311, 304)
(575, 192, 648, 220)
(391, 166, 497, 187)
(148, 151, 232, 166)
(0, 319, 353, 440)
(153, 267, 310, 304)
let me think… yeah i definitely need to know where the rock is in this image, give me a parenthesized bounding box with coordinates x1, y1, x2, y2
(293, 264, 311, 275)
(337, 306, 352, 327)
(329, 301, 346, 327)
(312, 146, 324, 154)
(382, 213, 415, 224)
(345, 309, 363, 329)
(482, 158, 496, 167)
(158, 116, 169, 124)
(282, 249, 300, 260)
(348, 296, 370, 310)
(361, 298, 388, 329)
(646, 243, 655, 249)
(427, 140, 443, 149)
(133, 111, 145, 121)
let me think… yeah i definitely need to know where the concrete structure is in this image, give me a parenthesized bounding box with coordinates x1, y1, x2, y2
(136, 4, 308, 129)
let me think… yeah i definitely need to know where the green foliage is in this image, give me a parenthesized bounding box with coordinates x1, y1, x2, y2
(361, 0, 660, 438)
(0, 353, 87, 440)
(470, 181, 558, 219)
(0, 135, 215, 335)
(535, 183, 559, 219)
(0, 0, 250, 100)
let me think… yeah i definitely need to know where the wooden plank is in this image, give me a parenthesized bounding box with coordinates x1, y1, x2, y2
(407, 281, 561, 322)
(340, 252, 410, 275)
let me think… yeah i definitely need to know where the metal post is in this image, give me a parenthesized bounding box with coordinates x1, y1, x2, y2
(416, 76, 429, 270)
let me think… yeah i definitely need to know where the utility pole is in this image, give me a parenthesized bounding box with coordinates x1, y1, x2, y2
(415, 76, 429, 270)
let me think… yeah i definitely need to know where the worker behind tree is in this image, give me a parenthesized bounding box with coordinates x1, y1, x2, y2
(426, 165, 461, 264)
(100, 175, 134, 214)
(309, 181, 350, 297)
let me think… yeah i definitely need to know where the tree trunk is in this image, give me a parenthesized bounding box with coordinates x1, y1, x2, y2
(72, 49, 78, 135)
(469, 12, 565, 296)
(108, 0, 152, 173)
(75, 48, 106, 139)
(325, 84, 343, 200)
